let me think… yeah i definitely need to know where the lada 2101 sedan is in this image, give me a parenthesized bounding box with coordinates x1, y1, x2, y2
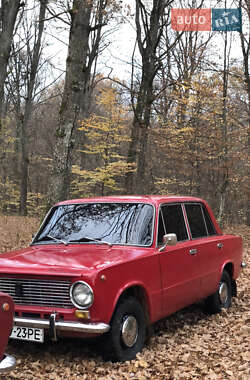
(0, 196, 244, 361)
(0, 292, 16, 373)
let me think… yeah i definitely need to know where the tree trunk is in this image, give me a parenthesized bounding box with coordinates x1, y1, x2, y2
(0, 0, 21, 119)
(217, 31, 230, 225)
(126, 74, 152, 194)
(239, 0, 250, 225)
(19, 0, 48, 216)
(19, 116, 29, 216)
(135, 91, 152, 194)
(48, 0, 107, 206)
(125, 0, 166, 194)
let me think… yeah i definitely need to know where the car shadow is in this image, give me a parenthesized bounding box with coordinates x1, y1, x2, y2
(153, 301, 209, 337)
(7, 301, 211, 363)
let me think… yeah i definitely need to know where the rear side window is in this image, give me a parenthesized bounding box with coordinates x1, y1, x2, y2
(185, 204, 207, 238)
(185, 203, 216, 239)
(202, 205, 217, 236)
(158, 204, 188, 244)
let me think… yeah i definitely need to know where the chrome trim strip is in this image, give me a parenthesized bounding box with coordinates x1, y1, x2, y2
(14, 316, 110, 334)
(0, 354, 16, 373)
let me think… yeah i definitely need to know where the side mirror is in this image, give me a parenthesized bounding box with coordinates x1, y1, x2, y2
(159, 233, 177, 252)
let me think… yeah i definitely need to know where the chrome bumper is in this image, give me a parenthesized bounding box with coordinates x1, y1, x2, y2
(0, 354, 16, 373)
(14, 314, 110, 341)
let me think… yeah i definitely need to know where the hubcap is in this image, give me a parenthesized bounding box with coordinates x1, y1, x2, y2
(121, 315, 138, 348)
(219, 282, 228, 304)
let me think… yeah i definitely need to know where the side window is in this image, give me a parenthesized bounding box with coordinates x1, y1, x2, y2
(185, 204, 207, 238)
(202, 205, 217, 236)
(157, 204, 188, 244)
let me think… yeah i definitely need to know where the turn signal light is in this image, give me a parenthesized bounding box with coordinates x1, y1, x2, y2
(2, 303, 10, 312)
(75, 310, 90, 319)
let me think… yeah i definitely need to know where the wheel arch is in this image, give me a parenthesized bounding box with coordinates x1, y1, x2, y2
(112, 283, 151, 325)
(221, 262, 237, 297)
(222, 262, 234, 278)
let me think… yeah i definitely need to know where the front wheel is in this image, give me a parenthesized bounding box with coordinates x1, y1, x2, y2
(102, 297, 147, 362)
(205, 270, 232, 314)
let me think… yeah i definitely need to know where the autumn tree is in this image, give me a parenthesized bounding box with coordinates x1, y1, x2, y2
(73, 84, 133, 196)
(151, 70, 247, 222)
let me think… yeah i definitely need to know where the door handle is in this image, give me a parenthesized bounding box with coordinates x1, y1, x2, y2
(217, 243, 224, 249)
(189, 249, 197, 255)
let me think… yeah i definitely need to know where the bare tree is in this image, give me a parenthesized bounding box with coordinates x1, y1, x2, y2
(6, 0, 48, 215)
(20, 0, 48, 215)
(0, 0, 22, 119)
(239, 0, 250, 225)
(217, 30, 231, 224)
(125, 0, 177, 194)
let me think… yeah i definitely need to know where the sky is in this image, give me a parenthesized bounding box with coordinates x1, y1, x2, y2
(43, 0, 248, 82)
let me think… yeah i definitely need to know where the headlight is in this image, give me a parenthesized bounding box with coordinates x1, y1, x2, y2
(70, 281, 94, 309)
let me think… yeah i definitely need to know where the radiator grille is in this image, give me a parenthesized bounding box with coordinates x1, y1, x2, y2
(0, 278, 73, 308)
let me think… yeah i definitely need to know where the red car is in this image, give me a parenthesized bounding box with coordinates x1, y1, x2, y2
(0, 196, 244, 361)
(0, 292, 16, 373)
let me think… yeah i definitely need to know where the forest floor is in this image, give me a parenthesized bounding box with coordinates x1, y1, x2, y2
(0, 216, 249, 380)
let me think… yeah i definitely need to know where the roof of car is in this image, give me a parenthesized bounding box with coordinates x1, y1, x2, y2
(56, 195, 205, 206)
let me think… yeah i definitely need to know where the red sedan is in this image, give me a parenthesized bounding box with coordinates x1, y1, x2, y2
(0, 196, 244, 361)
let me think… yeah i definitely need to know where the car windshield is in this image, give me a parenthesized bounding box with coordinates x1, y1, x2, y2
(33, 203, 154, 246)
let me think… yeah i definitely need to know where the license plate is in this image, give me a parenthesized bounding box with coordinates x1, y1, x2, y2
(10, 326, 44, 343)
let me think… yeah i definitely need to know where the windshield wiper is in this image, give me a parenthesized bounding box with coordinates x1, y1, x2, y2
(38, 234, 68, 246)
(69, 236, 112, 247)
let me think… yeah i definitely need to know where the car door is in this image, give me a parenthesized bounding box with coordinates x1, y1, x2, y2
(184, 202, 222, 298)
(157, 203, 202, 317)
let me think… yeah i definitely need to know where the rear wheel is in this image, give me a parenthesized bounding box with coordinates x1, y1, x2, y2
(205, 270, 232, 314)
(102, 297, 147, 362)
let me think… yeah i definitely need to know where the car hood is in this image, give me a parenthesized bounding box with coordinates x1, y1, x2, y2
(0, 243, 147, 277)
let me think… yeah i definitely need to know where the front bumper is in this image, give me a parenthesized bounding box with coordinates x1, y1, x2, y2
(14, 314, 110, 341)
(0, 354, 16, 373)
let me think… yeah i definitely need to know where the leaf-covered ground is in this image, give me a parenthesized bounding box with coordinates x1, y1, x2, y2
(0, 216, 249, 380)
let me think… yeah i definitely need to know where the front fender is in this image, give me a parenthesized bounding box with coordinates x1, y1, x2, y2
(90, 255, 162, 325)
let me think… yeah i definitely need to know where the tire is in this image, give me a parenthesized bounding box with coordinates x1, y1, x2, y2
(102, 297, 147, 362)
(205, 270, 232, 314)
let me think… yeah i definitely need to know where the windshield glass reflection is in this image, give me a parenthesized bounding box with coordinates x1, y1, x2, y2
(34, 203, 154, 246)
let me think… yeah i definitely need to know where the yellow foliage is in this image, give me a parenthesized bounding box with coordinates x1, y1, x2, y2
(153, 72, 248, 196)
(0, 177, 45, 216)
(0, 117, 16, 154)
(75, 85, 133, 195)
